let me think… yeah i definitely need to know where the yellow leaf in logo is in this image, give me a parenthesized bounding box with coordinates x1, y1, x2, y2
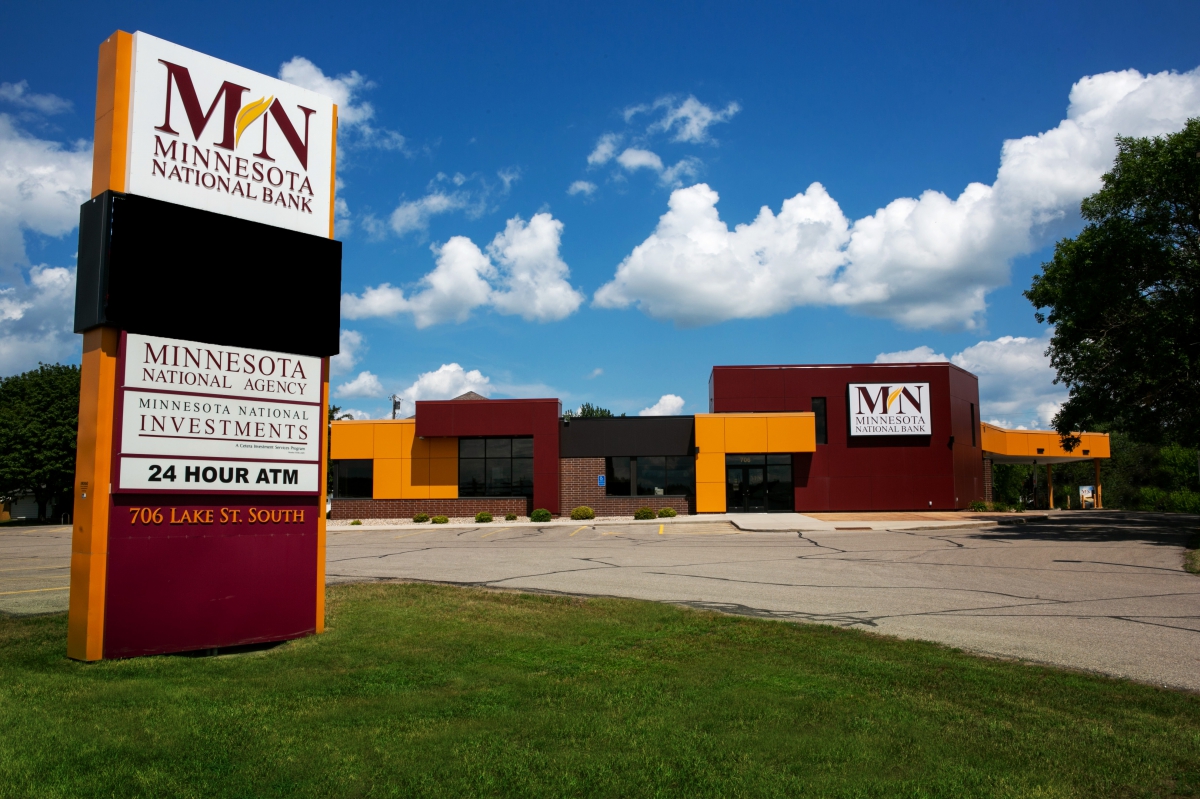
(235, 95, 274, 147)
(886, 387, 902, 412)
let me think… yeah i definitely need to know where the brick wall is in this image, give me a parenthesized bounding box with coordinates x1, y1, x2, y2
(331, 497, 527, 520)
(983, 458, 993, 504)
(560, 457, 692, 516)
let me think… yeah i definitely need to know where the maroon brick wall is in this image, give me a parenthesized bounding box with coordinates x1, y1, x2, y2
(331, 497, 527, 520)
(560, 457, 691, 516)
(983, 458, 993, 504)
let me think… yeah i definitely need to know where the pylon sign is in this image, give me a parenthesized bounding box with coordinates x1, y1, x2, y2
(68, 31, 341, 660)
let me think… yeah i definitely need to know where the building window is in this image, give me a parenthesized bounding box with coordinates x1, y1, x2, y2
(812, 397, 827, 444)
(970, 403, 976, 447)
(332, 460, 373, 498)
(459, 437, 534, 497)
(605, 456, 694, 496)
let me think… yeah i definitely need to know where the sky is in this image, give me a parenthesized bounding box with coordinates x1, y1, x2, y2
(2, 1, 1199, 428)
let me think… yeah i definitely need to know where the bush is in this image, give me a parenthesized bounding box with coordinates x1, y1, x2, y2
(967, 500, 988, 512)
(412, 513, 430, 523)
(570, 506, 595, 521)
(657, 507, 677, 518)
(349, 519, 362, 526)
(505, 513, 517, 521)
(431, 515, 449, 524)
(530, 508, 552, 522)
(475, 511, 493, 523)
(633, 507, 656, 521)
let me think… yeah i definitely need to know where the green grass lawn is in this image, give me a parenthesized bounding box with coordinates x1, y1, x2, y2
(2, 583, 1199, 798)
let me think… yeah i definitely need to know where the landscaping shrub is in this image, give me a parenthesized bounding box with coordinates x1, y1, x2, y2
(530, 508, 552, 522)
(349, 519, 362, 526)
(505, 514, 517, 521)
(967, 500, 987, 512)
(657, 507, 677, 518)
(431, 515, 449, 524)
(413, 513, 430, 523)
(475, 511, 493, 523)
(633, 507, 656, 520)
(570, 506, 595, 520)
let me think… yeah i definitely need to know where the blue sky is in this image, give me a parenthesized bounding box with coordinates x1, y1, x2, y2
(2, 1, 1199, 426)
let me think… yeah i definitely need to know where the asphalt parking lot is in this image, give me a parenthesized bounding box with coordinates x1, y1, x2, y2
(325, 512, 1200, 691)
(4, 513, 1198, 691)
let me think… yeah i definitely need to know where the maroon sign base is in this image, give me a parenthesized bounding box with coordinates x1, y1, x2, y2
(103, 494, 318, 658)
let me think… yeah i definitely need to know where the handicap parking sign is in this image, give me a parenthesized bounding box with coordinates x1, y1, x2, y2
(598, 475, 606, 487)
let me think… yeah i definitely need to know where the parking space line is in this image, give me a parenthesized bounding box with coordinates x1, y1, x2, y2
(0, 586, 69, 596)
(659, 524, 664, 535)
(570, 526, 587, 536)
(481, 527, 511, 539)
(393, 529, 433, 540)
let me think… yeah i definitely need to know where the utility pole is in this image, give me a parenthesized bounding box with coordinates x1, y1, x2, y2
(389, 395, 404, 420)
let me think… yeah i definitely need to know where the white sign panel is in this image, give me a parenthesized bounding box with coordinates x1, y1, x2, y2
(121, 390, 318, 461)
(124, 333, 321, 404)
(125, 31, 336, 237)
(848, 382, 932, 436)
(119, 457, 319, 492)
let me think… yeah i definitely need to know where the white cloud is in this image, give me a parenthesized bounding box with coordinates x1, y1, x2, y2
(874, 346, 948, 363)
(487, 214, 585, 322)
(399, 363, 492, 404)
(873, 330, 1065, 429)
(586, 368, 603, 379)
(335, 370, 385, 399)
(0, 265, 79, 375)
(595, 67, 1200, 330)
(342, 213, 583, 327)
(497, 168, 521, 192)
(613, 149, 702, 188)
(616, 147, 663, 172)
(388, 191, 470, 237)
(0, 113, 92, 280)
(628, 95, 740, 143)
(330, 329, 364, 375)
(338, 408, 371, 420)
(588, 133, 621, 166)
(949, 331, 1065, 429)
(0, 81, 71, 115)
(639, 394, 685, 416)
(568, 180, 597, 196)
(278, 57, 405, 150)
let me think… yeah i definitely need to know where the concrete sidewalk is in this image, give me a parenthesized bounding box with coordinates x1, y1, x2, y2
(328, 510, 1048, 533)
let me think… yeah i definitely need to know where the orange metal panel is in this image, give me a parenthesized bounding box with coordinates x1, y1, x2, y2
(410, 431, 431, 459)
(373, 459, 404, 499)
(373, 421, 406, 458)
(406, 459, 430, 498)
(766, 415, 815, 452)
(67, 327, 119, 661)
(315, 362, 329, 633)
(429, 458, 458, 498)
(328, 105, 338, 239)
(1081, 432, 1110, 458)
(695, 482, 726, 513)
(330, 421, 374, 459)
(429, 437, 457, 458)
(696, 452, 725, 484)
(724, 416, 768, 453)
(91, 31, 132, 197)
(694, 415, 724, 454)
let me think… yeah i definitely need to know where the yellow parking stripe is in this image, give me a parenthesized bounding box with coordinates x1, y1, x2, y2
(659, 524, 664, 535)
(480, 527, 511, 539)
(570, 526, 587, 536)
(0, 586, 69, 596)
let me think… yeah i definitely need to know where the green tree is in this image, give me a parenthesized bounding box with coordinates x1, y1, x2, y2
(0, 364, 81, 521)
(1025, 119, 1199, 450)
(563, 402, 623, 419)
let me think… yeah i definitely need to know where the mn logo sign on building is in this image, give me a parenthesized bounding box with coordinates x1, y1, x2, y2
(68, 31, 342, 661)
(848, 383, 932, 436)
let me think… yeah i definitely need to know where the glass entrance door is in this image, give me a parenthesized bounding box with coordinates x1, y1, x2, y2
(726, 454, 794, 512)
